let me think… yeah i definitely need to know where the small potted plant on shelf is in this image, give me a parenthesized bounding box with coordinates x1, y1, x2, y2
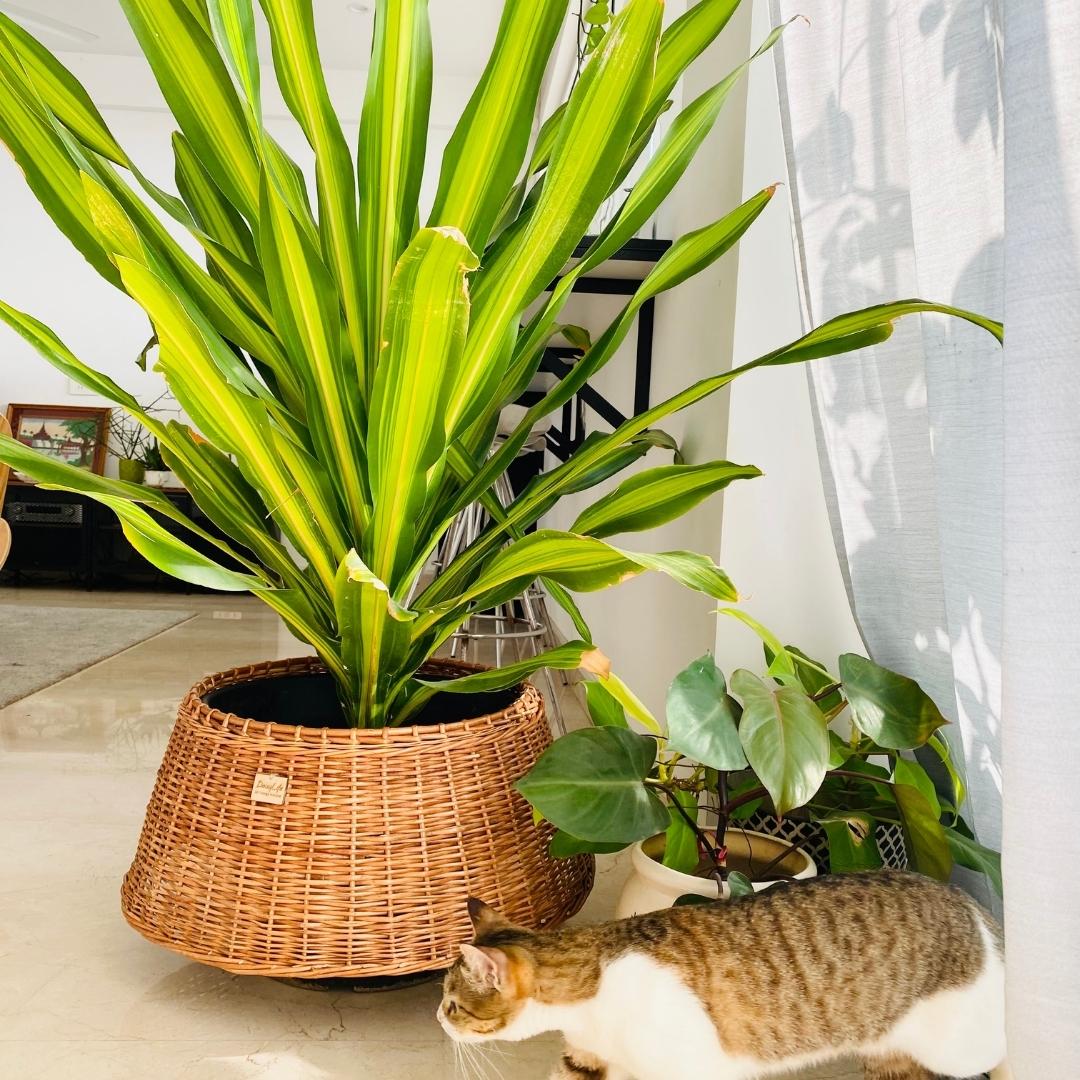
(140, 438, 178, 489)
(519, 623, 1001, 916)
(0, 0, 1001, 979)
(108, 412, 152, 484)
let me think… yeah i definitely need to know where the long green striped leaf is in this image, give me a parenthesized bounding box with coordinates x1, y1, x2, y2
(206, 0, 261, 110)
(115, 255, 340, 589)
(335, 549, 416, 728)
(428, 0, 566, 252)
(102, 495, 261, 592)
(0, 13, 127, 162)
(368, 227, 478, 584)
(447, 0, 663, 437)
(0, 300, 142, 412)
(454, 529, 738, 614)
(502, 185, 777, 418)
(257, 587, 350, 685)
(259, 0, 365, 381)
(417, 641, 597, 696)
(357, 0, 433, 391)
(583, 19, 794, 275)
(0, 45, 117, 285)
(159, 423, 323, 607)
(507, 299, 1004, 532)
(447, 188, 777, 538)
(259, 176, 369, 535)
(118, 0, 260, 218)
(524, 0, 742, 178)
(644, 0, 743, 130)
(572, 461, 763, 538)
(80, 170, 299, 423)
(173, 132, 256, 262)
(77, 151, 301, 407)
(395, 638, 600, 726)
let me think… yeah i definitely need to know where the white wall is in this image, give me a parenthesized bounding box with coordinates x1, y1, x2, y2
(712, 3, 862, 675)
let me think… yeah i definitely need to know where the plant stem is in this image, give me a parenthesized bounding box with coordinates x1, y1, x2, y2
(714, 770, 729, 851)
(663, 784, 728, 889)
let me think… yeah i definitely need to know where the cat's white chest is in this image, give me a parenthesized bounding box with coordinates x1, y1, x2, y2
(562, 952, 745, 1080)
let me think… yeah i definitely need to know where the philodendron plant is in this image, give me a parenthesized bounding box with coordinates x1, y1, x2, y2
(518, 623, 1002, 895)
(0, 0, 1001, 726)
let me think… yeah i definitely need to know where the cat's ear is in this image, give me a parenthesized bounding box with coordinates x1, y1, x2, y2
(459, 943, 510, 990)
(467, 896, 508, 936)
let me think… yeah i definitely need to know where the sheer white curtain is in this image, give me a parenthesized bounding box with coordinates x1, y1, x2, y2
(767, 0, 1004, 895)
(769, 0, 1080, 1071)
(1000, 2, 1080, 1074)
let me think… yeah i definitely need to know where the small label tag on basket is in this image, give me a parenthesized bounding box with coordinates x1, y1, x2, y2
(251, 772, 288, 805)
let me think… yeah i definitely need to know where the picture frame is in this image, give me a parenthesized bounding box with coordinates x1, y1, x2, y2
(4, 403, 110, 482)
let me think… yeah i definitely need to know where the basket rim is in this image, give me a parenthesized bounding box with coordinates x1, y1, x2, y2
(182, 655, 541, 745)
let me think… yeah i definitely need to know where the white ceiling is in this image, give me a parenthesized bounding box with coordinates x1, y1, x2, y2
(0, 0, 507, 75)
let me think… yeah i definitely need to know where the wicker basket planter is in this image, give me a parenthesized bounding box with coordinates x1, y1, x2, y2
(120, 656, 593, 979)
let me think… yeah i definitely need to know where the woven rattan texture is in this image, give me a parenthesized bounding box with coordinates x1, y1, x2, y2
(120, 656, 593, 977)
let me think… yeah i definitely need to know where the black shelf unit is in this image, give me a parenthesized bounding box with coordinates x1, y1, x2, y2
(539, 235, 671, 461)
(1, 484, 254, 591)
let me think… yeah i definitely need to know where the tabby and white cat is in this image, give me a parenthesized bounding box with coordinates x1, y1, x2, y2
(437, 870, 1008, 1080)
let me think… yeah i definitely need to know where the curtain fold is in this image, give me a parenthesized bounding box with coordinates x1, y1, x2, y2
(1000, 3, 1080, 1074)
(769, 0, 1004, 906)
(771, 0, 1080, 1070)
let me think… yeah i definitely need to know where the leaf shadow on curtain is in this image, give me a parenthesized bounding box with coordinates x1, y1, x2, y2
(772, 0, 1004, 906)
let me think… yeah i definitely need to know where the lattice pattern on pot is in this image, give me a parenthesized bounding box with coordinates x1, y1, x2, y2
(741, 812, 908, 872)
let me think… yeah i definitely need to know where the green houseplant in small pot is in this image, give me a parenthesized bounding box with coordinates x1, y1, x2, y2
(730, 642, 1001, 891)
(0, 0, 1001, 978)
(109, 412, 151, 483)
(139, 438, 178, 489)
(519, 629, 1001, 916)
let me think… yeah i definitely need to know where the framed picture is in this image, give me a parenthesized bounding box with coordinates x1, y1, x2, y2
(5, 403, 110, 482)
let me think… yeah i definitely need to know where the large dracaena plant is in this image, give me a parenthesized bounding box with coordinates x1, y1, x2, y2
(0, 0, 1002, 727)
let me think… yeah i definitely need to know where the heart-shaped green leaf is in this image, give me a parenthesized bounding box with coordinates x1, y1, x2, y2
(666, 653, 746, 770)
(891, 756, 942, 820)
(548, 831, 626, 858)
(516, 727, 667, 844)
(944, 827, 1001, 896)
(731, 670, 829, 815)
(840, 653, 949, 750)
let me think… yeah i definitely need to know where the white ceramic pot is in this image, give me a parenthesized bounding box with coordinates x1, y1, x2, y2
(615, 829, 817, 918)
(144, 469, 179, 489)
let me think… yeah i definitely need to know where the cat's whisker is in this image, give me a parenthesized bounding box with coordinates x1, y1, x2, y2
(458, 1039, 486, 1080)
(474, 1045, 508, 1080)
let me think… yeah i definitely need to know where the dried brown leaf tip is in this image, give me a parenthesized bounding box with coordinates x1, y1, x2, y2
(579, 648, 611, 678)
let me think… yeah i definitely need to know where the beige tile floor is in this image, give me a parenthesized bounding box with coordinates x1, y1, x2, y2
(0, 587, 860, 1080)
